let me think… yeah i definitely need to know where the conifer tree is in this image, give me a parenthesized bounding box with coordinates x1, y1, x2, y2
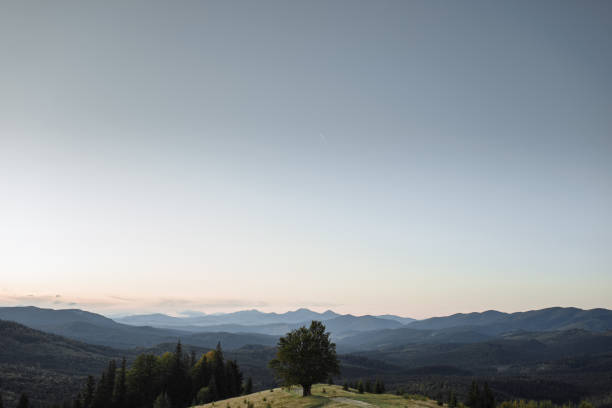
(113, 357, 127, 408)
(211, 342, 227, 398)
(467, 380, 480, 408)
(244, 377, 253, 394)
(483, 382, 495, 408)
(189, 350, 196, 368)
(16, 393, 29, 408)
(357, 381, 364, 394)
(167, 340, 191, 408)
(83, 375, 95, 408)
(153, 392, 171, 408)
(450, 391, 458, 408)
(375, 379, 385, 394)
(91, 372, 107, 408)
(225, 360, 243, 397)
(191, 355, 210, 394)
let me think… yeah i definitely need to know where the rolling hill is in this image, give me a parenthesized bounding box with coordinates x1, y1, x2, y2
(192, 384, 442, 408)
(337, 326, 493, 351)
(0, 319, 129, 406)
(116, 308, 343, 327)
(0, 306, 279, 349)
(407, 307, 612, 334)
(116, 308, 413, 333)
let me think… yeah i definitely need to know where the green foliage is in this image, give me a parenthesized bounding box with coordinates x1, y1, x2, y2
(449, 391, 458, 408)
(357, 381, 365, 394)
(375, 379, 385, 394)
(498, 400, 595, 408)
(197, 387, 215, 404)
(113, 357, 127, 408)
(152, 392, 171, 408)
(268, 321, 340, 397)
(343, 382, 349, 391)
(466, 381, 494, 408)
(244, 377, 253, 395)
(78, 341, 243, 408)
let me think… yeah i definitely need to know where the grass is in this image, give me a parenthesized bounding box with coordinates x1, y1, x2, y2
(192, 384, 444, 408)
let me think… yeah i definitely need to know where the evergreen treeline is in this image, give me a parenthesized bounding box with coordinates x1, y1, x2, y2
(341, 379, 386, 394)
(466, 380, 496, 408)
(498, 401, 594, 408)
(68, 341, 245, 408)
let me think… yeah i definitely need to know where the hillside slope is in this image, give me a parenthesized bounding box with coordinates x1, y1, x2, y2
(407, 307, 612, 334)
(0, 319, 130, 407)
(193, 384, 441, 408)
(0, 306, 279, 349)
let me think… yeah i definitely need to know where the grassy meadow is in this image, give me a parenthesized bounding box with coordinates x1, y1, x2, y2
(193, 384, 444, 408)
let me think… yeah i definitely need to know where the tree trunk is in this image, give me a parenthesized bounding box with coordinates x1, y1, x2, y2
(302, 384, 312, 397)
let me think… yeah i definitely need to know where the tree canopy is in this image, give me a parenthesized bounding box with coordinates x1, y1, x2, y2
(268, 321, 340, 396)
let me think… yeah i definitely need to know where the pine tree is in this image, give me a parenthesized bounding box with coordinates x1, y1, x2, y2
(106, 359, 117, 395)
(153, 393, 171, 408)
(467, 380, 480, 408)
(83, 375, 95, 408)
(483, 382, 495, 408)
(211, 343, 227, 398)
(167, 340, 191, 408)
(207, 376, 219, 401)
(357, 381, 364, 394)
(192, 355, 210, 395)
(449, 391, 458, 408)
(343, 382, 349, 391)
(365, 380, 372, 393)
(189, 350, 196, 368)
(244, 377, 253, 395)
(225, 360, 243, 397)
(375, 379, 385, 394)
(113, 357, 127, 408)
(16, 393, 29, 408)
(91, 360, 116, 408)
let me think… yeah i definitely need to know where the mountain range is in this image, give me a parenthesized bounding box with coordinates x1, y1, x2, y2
(408, 307, 612, 334)
(3, 305, 612, 407)
(2, 306, 611, 351)
(115, 308, 414, 328)
(0, 306, 414, 347)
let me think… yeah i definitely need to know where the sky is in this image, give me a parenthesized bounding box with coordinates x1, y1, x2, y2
(1, 0, 611, 319)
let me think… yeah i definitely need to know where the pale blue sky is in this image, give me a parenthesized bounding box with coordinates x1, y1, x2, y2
(1, 0, 611, 318)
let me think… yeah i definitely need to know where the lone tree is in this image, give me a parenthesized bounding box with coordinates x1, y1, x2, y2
(269, 321, 340, 396)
